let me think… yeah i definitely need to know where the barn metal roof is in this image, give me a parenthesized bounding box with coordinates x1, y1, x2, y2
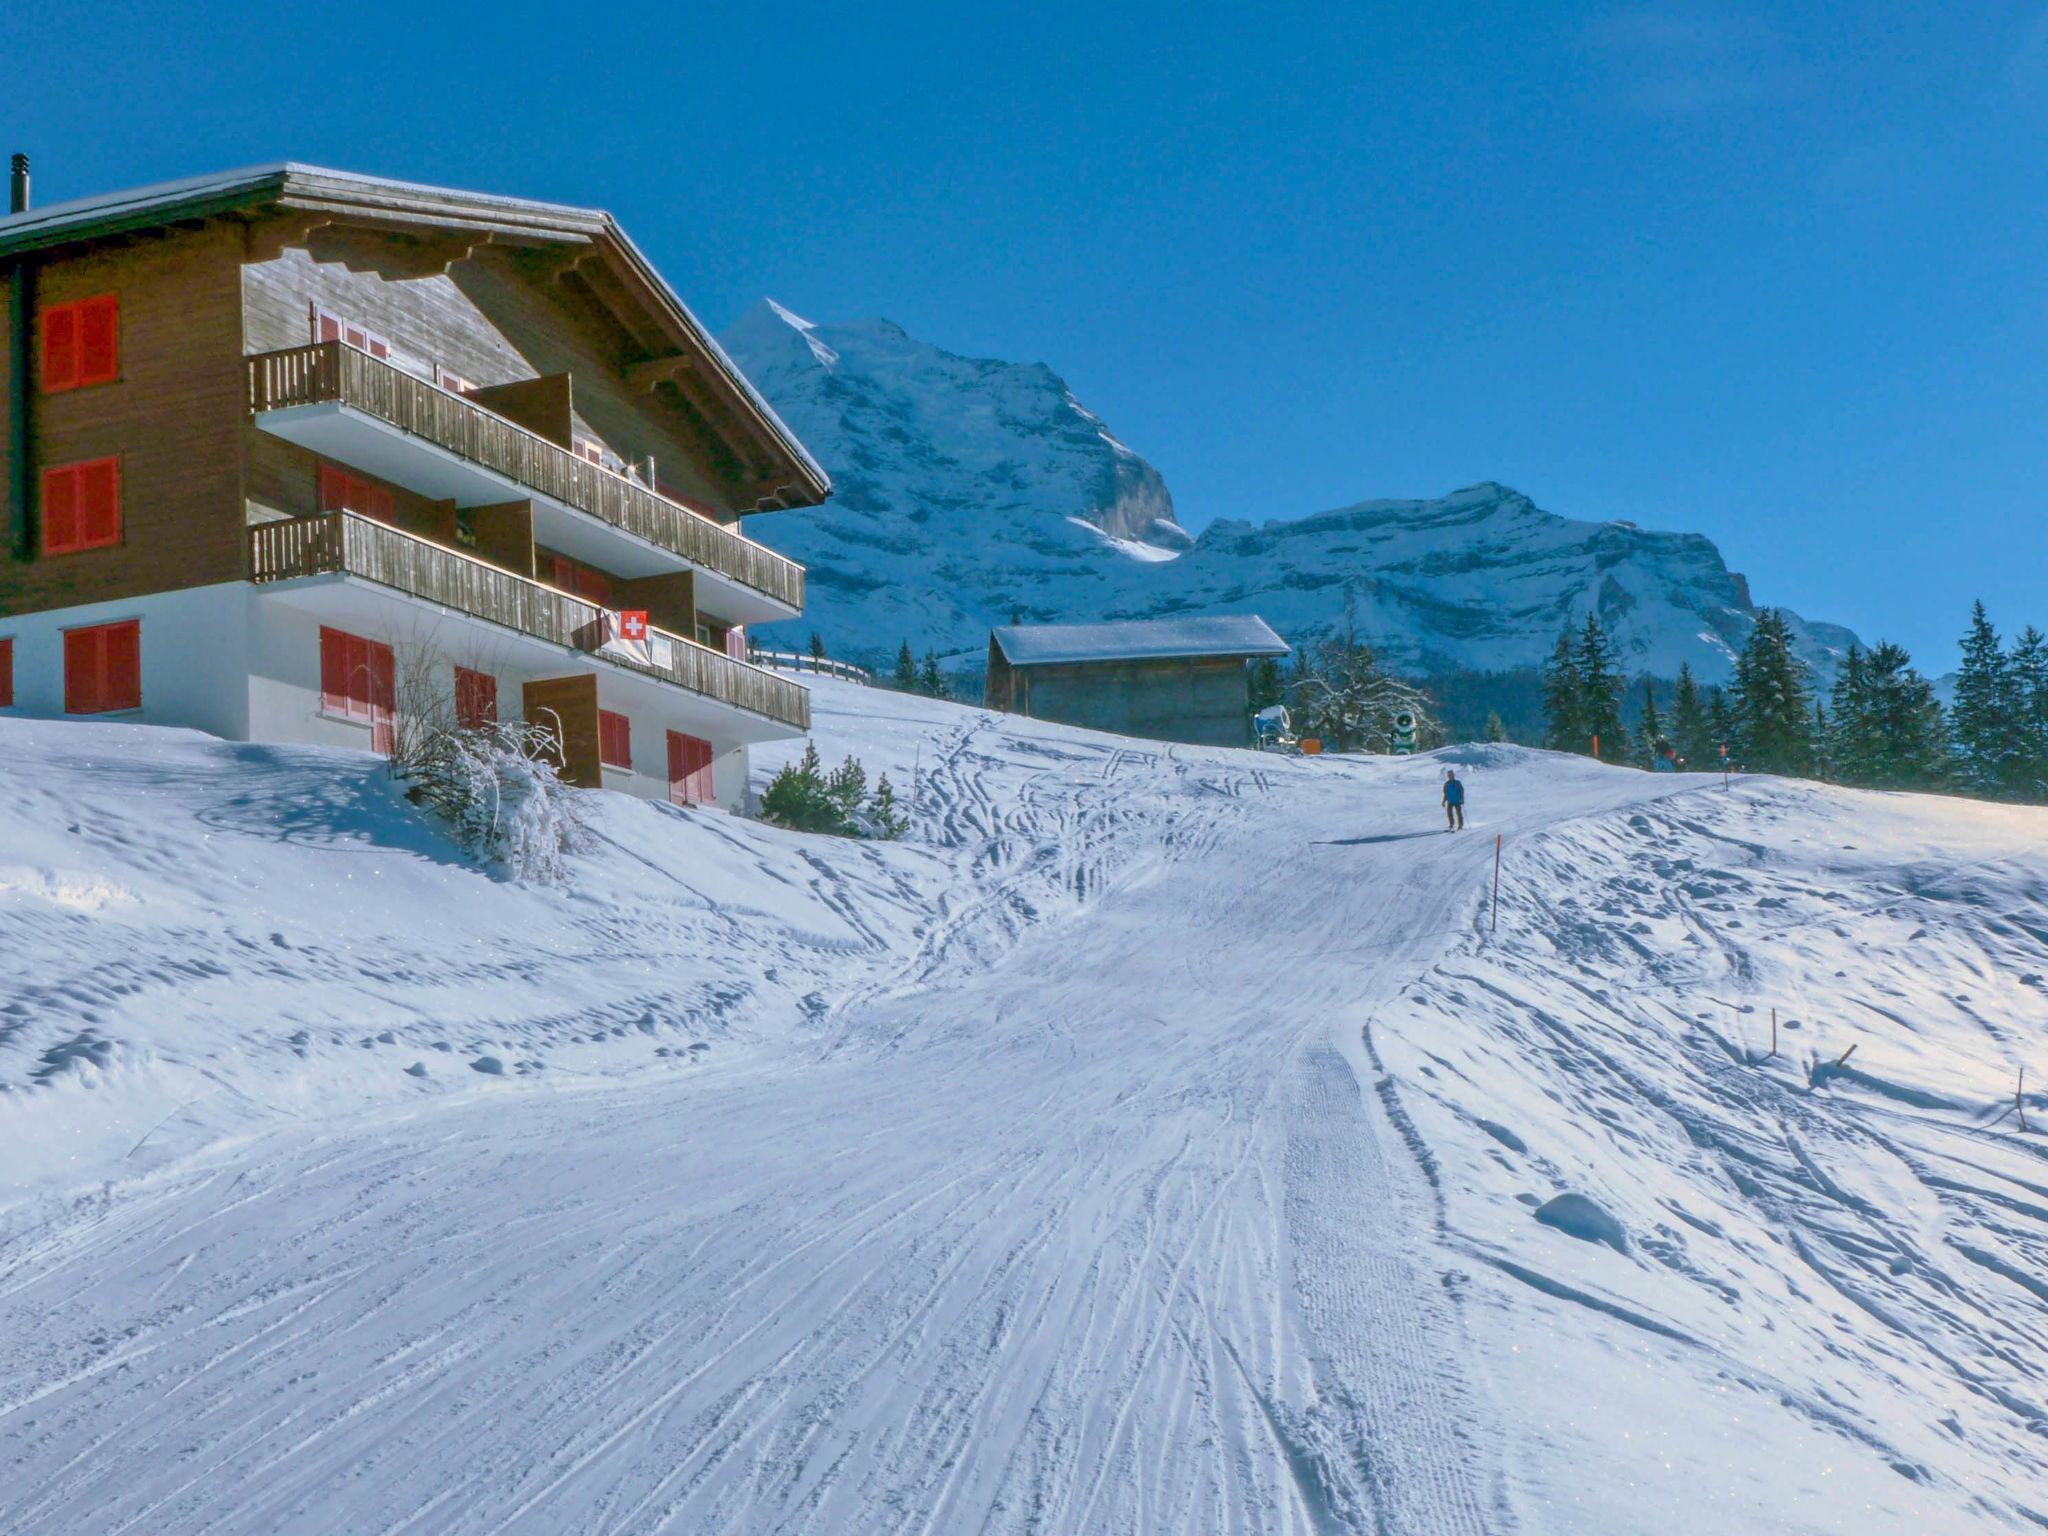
(991, 615, 1289, 667)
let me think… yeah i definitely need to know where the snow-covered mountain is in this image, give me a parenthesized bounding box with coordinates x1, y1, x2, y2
(726, 301, 1187, 656)
(1150, 482, 1860, 682)
(725, 304, 1857, 682)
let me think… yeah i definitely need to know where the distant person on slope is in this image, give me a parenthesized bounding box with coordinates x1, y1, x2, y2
(1442, 768, 1466, 831)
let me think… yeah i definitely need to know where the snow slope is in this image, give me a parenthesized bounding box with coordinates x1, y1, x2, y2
(2, 692, 2044, 1533)
(722, 306, 1858, 683)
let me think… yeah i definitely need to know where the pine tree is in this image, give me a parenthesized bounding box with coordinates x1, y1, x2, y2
(1952, 602, 2018, 796)
(1540, 631, 1582, 753)
(1574, 614, 1625, 761)
(808, 631, 826, 661)
(1249, 656, 1285, 712)
(918, 649, 948, 699)
(1639, 680, 1665, 765)
(2011, 625, 2048, 800)
(1706, 687, 1735, 768)
(892, 640, 917, 691)
(1670, 662, 1712, 768)
(1484, 710, 1509, 743)
(1731, 609, 1813, 775)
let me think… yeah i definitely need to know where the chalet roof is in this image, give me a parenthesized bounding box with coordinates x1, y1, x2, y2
(0, 163, 829, 508)
(991, 615, 1290, 667)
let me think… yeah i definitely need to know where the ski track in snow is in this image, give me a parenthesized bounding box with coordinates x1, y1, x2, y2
(0, 691, 2044, 1533)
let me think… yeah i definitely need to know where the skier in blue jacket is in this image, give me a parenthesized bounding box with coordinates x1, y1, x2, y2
(1442, 768, 1466, 831)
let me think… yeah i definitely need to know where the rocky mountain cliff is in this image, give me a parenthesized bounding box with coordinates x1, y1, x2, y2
(724, 303, 1856, 684)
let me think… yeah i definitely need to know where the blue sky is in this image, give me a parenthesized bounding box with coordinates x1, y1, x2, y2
(8, 0, 2044, 666)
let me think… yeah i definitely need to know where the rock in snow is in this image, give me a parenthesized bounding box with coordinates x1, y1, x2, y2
(723, 303, 1859, 683)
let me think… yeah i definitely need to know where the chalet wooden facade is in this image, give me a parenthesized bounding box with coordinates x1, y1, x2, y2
(0, 158, 829, 806)
(986, 616, 1289, 748)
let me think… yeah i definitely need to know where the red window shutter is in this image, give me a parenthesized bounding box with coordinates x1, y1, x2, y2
(668, 731, 713, 804)
(79, 459, 120, 547)
(42, 304, 79, 391)
(0, 638, 14, 707)
(548, 554, 574, 591)
(370, 484, 396, 524)
(317, 464, 348, 512)
(42, 465, 79, 553)
(63, 621, 139, 714)
(599, 709, 631, 769)
(102, 621, 141, 711)
(455, 667, 497, 729)
(574, 567, 613, 606)
(726, 625, 747, 661)
(64, 627, 100, 714)
(77, 296, 119, 385)
(320, 627, 349, 713)
(42, 459, 121, 553)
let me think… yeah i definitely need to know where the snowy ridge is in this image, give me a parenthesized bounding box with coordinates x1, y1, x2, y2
(2, 698, 2044, 1532)
(723, 306, 1859, 683)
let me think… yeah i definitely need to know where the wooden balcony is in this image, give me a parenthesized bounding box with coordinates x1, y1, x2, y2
(249, 511, 810, 733)
(246, 341, 805, 615)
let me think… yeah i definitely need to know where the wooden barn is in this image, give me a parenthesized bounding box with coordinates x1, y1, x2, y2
(985, 616, 1288, 748)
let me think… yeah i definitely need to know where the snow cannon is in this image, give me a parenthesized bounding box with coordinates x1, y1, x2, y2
(1391, 710, 1418, 756)
(1252, 704, 1301, 754)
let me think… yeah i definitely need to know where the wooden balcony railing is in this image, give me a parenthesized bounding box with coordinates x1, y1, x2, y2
(249, 511, 810, 733)
(247, 341, 805, 614)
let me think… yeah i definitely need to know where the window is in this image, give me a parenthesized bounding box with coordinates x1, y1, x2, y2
(435, 364, 476, 396)
(41, 294, 120, 392)
(668, 731, 714, 806)
(455, 666, 497, 730)
(309, 302, 390, 359)
(726, 625, 748, 662)
(573, 436, 607, 467)
(42, 457, 122, 554)
(0, 638, 13, 707)
(64, 620, 140, 714)
(317, 463, 396, 524)
(319, 626, 396, 753)
(598, 709, 632, 769)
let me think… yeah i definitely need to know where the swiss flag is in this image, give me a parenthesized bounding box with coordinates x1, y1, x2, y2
(619, 610, 649, 642)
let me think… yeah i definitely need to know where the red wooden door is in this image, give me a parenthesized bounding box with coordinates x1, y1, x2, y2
(667, 730, 714, 806)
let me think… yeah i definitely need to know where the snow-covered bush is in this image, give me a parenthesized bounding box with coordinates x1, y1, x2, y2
(400, 719, 586, 882)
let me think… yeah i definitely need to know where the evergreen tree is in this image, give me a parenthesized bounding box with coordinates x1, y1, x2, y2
(918, 649, 948, 699)
(1639, 680, 1665, 765)
(1540, 631, 1583, 753)
(1706, 687, 1735, 768)
(1952, 602, 2018, 796)
(1484, 710, 1509, 743)
(1249, 656, 1285, 712)
(2012, 625, 2048, 800)
(808, 631, 826, 661)
(1861, 642, 1949, 788)
(892, 640, 918, 691)
(1670, 662, 1712, 768)
(1574, 614, 1626, 761)
(1731, 609, 1814, 775)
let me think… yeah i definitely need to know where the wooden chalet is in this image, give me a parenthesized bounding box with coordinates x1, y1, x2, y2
(0, 156, 830, 805)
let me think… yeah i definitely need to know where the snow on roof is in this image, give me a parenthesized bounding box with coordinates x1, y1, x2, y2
(991, 615, 1289, 667)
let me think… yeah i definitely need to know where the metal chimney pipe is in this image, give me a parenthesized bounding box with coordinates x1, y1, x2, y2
(8, 154, 27, 214)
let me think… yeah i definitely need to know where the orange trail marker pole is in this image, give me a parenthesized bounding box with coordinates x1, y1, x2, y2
(1834, 1042, 1858, 1069)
